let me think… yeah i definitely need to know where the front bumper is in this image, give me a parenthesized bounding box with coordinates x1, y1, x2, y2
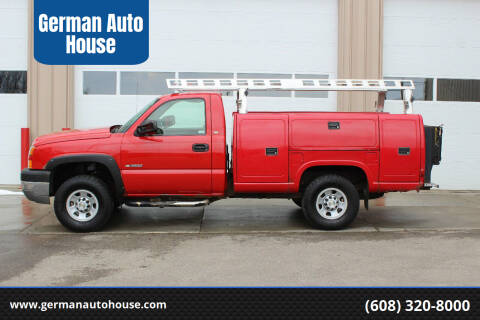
(21, 169, 51, 204)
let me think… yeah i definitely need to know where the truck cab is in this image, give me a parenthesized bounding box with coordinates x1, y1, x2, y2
(21, 79, 443, 232)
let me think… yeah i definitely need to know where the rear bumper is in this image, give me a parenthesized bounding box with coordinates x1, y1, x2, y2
(421, 182, 439, 190)
(21, 169, 51, 204)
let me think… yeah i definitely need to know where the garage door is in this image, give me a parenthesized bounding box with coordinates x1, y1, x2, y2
(384, 0, 480, 189)
(74, 0, 338, 139)
(0, 0, 27, 184)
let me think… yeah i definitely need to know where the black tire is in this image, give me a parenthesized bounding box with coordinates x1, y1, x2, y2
(291, 197, 303, 208)
(53, 175, 114, 232)
(302, 174, 359, 230)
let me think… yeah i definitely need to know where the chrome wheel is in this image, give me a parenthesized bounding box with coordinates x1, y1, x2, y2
(66, 189, 99, 222)
(315, 187, 348, 220)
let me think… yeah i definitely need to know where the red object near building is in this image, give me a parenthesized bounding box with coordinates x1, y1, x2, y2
(20, 128, 29, 170)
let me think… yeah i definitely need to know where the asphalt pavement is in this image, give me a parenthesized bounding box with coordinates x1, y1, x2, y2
(0, 189, 479, 286)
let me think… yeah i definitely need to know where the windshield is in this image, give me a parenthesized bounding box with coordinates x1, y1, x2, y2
(117, 99, 159, 133)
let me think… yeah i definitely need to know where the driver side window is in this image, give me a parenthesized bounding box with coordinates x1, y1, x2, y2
(146, 98, 206, 136)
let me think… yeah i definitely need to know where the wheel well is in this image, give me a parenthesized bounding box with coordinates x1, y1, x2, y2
(50, 162, 117, 200)
(298, 166, 368, 195)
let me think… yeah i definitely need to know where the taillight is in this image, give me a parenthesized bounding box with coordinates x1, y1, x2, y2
(28, 146, 35, 169)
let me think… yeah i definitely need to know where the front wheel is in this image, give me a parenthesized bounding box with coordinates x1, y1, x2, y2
(53, 175, 114, 232)
(302, 175, 359, 230)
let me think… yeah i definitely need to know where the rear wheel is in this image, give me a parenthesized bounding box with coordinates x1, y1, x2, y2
(53, 175, 114, 232)
(302, 174, 359, 230)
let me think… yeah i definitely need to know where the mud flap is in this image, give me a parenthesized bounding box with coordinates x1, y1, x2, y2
(363, 186, 369, 210)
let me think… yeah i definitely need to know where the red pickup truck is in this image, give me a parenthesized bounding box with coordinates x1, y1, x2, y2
(21, 80, 442, 232)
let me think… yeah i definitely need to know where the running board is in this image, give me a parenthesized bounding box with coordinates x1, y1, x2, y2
(125, 199, 210, 208)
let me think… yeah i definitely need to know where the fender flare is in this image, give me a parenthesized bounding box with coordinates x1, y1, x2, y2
(294, 160, 373, 191)
(45, 154, 125, 200)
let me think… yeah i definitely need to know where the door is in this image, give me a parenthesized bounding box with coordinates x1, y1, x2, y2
(236, 114, 289, 183)
(380, 116, 420, 182)
(121, 97, 212, 195)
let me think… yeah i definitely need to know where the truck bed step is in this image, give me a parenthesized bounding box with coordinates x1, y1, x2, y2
(125, 199, 210, 208)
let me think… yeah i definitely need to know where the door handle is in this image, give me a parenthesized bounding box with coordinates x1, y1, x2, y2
(192, 143, 209, 152)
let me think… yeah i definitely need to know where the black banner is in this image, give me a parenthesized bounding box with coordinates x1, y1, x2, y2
(1, 287, 478, 319)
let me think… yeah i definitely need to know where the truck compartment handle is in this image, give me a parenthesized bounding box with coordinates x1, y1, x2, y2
(265, 147, 278, 156)
(328, 122, 340, 130)
(192, 144, 209, 152)
(398, 147, 410, 155)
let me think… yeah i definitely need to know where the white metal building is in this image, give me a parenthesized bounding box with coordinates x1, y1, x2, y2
(1, 0, 479, 189)
(383, 0, 480, 189)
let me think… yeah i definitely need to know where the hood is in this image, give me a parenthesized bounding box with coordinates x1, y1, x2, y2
(33, 127, 113, 146)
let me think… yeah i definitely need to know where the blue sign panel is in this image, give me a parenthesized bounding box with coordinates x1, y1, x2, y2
(34, 0, 149, 65)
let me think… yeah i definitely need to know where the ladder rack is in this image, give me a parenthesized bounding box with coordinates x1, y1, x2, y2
(166, 78, 415, 114)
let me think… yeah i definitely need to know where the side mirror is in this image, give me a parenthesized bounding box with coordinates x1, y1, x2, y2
(135, 120, 158, 136)
(159, 115, 176, 129)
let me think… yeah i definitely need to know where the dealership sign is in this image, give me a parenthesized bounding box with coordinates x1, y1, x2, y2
(34, 0, 149, 65)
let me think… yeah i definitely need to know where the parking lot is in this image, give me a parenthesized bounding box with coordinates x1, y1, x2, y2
(0, 189, 479, 286)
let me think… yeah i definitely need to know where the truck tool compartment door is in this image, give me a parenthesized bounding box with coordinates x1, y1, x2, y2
(235, 114, 288, 183)
(289, 113, 378, 149)
(121, 97, 212, 195)
(379, 114, 420, 182)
